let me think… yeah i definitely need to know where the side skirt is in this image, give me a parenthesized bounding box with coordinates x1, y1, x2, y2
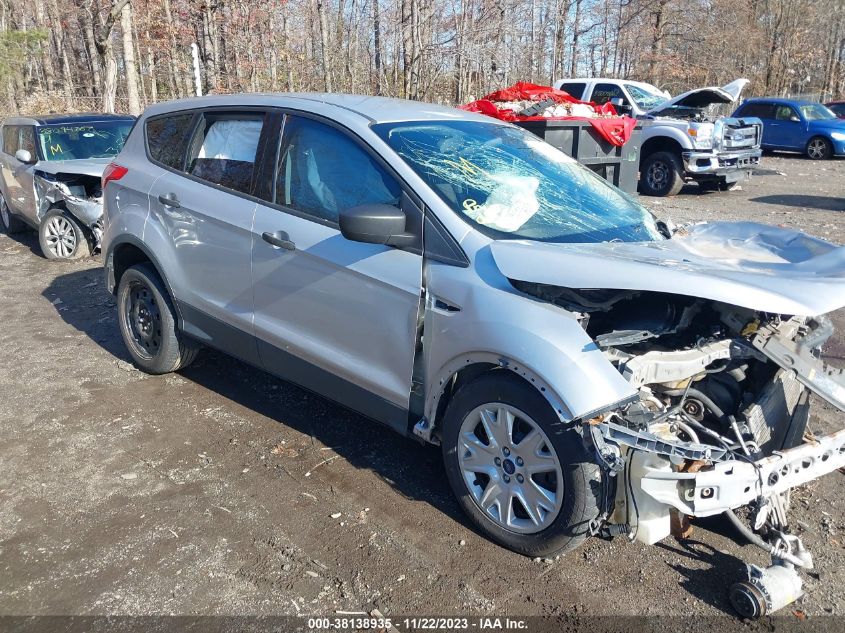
(177, 300, 411, 437)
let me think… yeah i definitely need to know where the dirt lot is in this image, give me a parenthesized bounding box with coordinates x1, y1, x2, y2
(1, 155, 845, 625)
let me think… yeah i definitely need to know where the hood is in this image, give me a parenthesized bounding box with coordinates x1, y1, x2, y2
(34, 158, 111, 178)
(491, 221, 845, 316)
(645, 78, 749, 116)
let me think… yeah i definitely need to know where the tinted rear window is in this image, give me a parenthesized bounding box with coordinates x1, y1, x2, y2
(558, 82, 586, 100)
(146, 113, 196, 169)
(737, 102, 775, 118)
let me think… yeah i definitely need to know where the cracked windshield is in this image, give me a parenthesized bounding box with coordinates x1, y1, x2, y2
(37, 121, 134, 161)
(374, 120, 661, 243)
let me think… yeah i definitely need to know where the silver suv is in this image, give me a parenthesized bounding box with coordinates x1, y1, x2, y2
(103, 94, 845, 616)
(0, 114, 135, 259)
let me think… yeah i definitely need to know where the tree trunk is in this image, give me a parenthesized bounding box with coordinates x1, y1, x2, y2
(373, 0, 382, 95)
(316, 0, 332, 91)
(121, 2, 141, 114)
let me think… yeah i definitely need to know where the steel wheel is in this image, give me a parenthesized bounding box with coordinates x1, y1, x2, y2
(458, 403, 563, 534)
(646, 160, 669, 191)
(122, 280, 163, 361)
(807, 137, 831, 160)
(43, 214, 78, 258)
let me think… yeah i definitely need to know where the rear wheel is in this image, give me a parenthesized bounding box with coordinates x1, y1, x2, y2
(0, 193, 27, 234)
(806, 136, 832, 160)
(639, 151, 685, 197)
(441, 372, 601, 558)
(117, 263, 199, 374)
(38, 209, 91, 260)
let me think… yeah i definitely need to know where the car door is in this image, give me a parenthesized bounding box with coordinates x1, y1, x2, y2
(146, 109, 272, 365)
(250, 113, 423, 431)
(770, 104, 805, 149)
(1, 125, 38, 219)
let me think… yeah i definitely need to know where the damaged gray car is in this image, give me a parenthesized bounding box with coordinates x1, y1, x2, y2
(0, 114, 135, 259)
(103, 95, 845, 619)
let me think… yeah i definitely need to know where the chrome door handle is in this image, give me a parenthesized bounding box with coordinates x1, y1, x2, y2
(262, 231, 295, 251)
(158, 193, 181, 208)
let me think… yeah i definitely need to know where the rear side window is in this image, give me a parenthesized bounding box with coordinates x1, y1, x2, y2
(558, 82, 586, 100)
(2, 126, 18, 154)
(146, 113, 195, 169)
(738, 102, 775, 118)
(272, 115, 401, 224)
(186, 114, 264, 195)
(591, 83, 626, 105)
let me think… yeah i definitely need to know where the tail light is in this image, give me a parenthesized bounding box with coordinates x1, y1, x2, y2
(102, 163, 128, 191)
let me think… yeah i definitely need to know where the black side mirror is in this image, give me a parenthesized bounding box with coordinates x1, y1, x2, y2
(339, 203, 416, 247)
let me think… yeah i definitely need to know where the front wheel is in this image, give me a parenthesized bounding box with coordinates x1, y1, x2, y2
(441, 372, 601, 558)
(639, 151, 685, 197)
(117, 263, 199, 374)
(38, 209, 91, 260)
(806, 136, 833, 160)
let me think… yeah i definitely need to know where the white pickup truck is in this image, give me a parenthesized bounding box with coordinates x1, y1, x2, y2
(554, 78, 763, 196)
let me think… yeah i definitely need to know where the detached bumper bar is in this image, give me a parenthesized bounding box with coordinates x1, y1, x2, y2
(682, 148, 761, 179)
(640, 427, 845, 517)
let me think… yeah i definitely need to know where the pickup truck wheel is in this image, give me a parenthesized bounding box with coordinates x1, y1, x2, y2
(441, 372, 601, 558)
(639, 151, 684, 197)
(38, 209, 91, 260)
(117, 263, 199, 374)
(806, 136, 832, 160)
(0, 193, 27, 234)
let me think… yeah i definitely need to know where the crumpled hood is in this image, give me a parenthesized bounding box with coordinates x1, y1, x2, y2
(34, 158, 111, 178)
(491, 221, 845, 316)
(645, 78, 749, 116)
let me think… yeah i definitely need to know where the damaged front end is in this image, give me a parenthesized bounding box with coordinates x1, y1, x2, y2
(494, 222, 845, 617)
(34, 170, 105, 249)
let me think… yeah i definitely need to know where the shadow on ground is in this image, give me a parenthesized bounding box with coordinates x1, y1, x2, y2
(42, 266, 476, 535)
(42, 266, 766, 615)
(751, 195, 845, 212)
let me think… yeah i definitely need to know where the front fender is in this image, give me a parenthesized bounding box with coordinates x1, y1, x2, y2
(423, 253, 636, 428)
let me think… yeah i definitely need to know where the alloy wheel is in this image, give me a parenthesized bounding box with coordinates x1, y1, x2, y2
(0, 196, 9, 229)
(458, 403, 563, 534)
(807, 138, 828, 160)
(43, 215, 78, 258)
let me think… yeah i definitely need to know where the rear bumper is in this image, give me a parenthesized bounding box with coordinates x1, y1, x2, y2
(682, 148, 761, 180)
(639, 424, 845, 517)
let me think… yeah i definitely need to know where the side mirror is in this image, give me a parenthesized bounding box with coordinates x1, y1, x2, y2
(789, 115, 801, 123)
(15, 149, 33, 164)
(609, 97, 632, 114)
(339, 203, 415, 247)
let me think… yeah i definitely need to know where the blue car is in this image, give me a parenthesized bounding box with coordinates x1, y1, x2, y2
(733, 97, 845, 160)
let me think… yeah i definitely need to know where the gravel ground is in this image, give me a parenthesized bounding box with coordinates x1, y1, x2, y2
(1, 155, 844, 626)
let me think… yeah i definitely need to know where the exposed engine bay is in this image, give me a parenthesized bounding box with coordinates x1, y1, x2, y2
(33, 171, 104, 249)
(513, 280, 845, 617)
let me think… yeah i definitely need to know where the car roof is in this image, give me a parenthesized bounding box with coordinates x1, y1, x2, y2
(560, 77, 658, 89)
(2, 113, 136, 126)
(141, 93, 493, 125)
(743, 97, 818, 106)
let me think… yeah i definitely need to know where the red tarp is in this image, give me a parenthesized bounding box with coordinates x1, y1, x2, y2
(460, 82, 637, 147)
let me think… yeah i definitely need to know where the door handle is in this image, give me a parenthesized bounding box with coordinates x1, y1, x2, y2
(158, 193, 181, 208)
(262, 231, 295, 251)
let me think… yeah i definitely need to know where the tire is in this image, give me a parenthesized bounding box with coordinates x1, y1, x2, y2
(441, 371, 601, 558)
(806, 136, 833, 160)
(117, 263, 199, 374)
(639, 150, 685, 197)
(0, 192, 27, 234)
(38, 208, 91, 260)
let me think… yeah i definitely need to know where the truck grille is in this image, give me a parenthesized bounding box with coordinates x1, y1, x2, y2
(719, 118, 761, 150)
(742, 369, 807, 452)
